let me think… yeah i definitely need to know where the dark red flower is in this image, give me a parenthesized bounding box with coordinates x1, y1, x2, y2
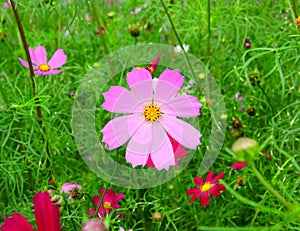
(232, 161, 247, 170)
(186, 170, 226, 206)
(87, 188, 123, 218)
(1, 192, 61, 231)
(145, 53, 162, 73)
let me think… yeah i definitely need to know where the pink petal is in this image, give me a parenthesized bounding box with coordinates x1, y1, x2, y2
(18, 57, 38, 69)
(145, 156, 155, 167)
(34, 191, 61, 231)
(126, 68, 153, 102)
(86, 209, 96, 217)
(102, 86, 143, 114)
(189, 193, 202, 203)
(29, 47, 39, 65)
(194, 176, 204, 186)
(161, 95, 202, 118)
(232, 161, 247, 170)
(210, 184, 226, 197)
(39, 69, 64, 75)
(48, 49, 67, 69)
(101, 114, 144, 150)
(210, 172, 224, 184)
(115, 192, 124, 202)
(205, 170, 214, 183)
(149, 123, 175, 170)
(33, 45, 47, 64)
(154, 68, 184, 102)
(159, 114, 202, 149)
(174, 145, 186, 159)
(200, 193, 210, 206)
(0, 212, 34, 231)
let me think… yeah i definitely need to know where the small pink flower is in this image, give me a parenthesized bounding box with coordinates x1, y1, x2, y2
(82, 219, 108, 231)
(232, 161, 247, 170)
(18, 45, 67, 75)
(0, 192, 61, 231)
(186, 170, 226, 206)
(101, 68, 202, 170)
(85, 13, 91, 21)
(3, 0, 11, 8)
(87, 188, 123, 218)
(60, 182, 82, 201)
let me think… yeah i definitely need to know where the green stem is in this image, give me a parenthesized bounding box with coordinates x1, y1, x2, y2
(250, 162, 292, 209)
(160, 0, 196, 79)
(258, 84, 275, 115)
(207, 0, 211, 58)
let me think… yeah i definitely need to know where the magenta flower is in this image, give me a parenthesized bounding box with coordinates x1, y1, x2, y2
(232, 161, 247, 170)
(145, 53, 162, 73)
(87, 188, 123, 218)
(101, 68, 202, 170)
(0, 192, 61, 231)
(60, 182, 82, 201)
(186, 170, 226, 206)
(3, 0, 10, 8)
(18, 45, 67, 76)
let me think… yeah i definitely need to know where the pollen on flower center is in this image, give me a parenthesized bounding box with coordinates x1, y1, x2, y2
(201, 182, 212, 192)
(38, 63, 50, 72)
(143, 104, 161, 122)
(103, 201, 111, 210)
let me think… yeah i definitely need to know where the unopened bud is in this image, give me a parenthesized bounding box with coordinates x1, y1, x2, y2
(232, 137, 259, 162)
(152, 211, 162, 222)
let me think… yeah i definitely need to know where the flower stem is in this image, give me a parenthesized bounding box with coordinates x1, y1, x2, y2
(10, 0, 51, 179)
(207, 0, 211, 58)
(250, 162, 292, 209)
(257, 84, 275, 115)
(160, 0, 196, 79)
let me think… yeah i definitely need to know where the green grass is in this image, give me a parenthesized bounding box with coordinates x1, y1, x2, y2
(0, 0, 300, 230)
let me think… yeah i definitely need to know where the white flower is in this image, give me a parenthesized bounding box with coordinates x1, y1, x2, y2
(174, 44, 189, 53)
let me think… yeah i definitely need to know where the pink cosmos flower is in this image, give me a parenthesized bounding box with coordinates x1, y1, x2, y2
(232, 161, 247, 170)
(82, 219, 108, 231)
(101, 68, 202, 170)
(145, 133, 186, 168)
(60, 182, 82, 201)
(186, 170, 226, 206)
(18, 45, 67, 76)
(0, 191, 61, 231)
(87, 188, 123, 218)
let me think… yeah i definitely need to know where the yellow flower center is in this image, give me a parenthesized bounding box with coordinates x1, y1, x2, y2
(201, 182, 212, 192)
(143, 104, 161, 122)
(38, 63, 50, 72)
(103, 202, 111, 210)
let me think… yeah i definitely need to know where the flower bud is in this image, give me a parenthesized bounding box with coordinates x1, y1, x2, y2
(232, 137, 259, 162)
(247, 107, 256, 116)
(244, 38, 251, 49)
(152, 211, 162, 222)
(232, 119, 242, 129)
(129, 25, 140, 37)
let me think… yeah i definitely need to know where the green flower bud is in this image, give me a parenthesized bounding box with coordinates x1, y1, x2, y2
(232, 137, 259, 162)
(152, 211, 162, 222)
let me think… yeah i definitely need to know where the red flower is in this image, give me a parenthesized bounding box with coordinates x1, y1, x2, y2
(0, 192, 61, 231)
(186, 170, 226, 206)
(87, 188, 123, 218)
(145, 133, 186, 168)
(232, 161, 247, 170)
(145, 53, 162, 73)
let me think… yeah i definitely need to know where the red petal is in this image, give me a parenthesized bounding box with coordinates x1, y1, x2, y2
(210, 172, 224, 184)
(232, 162, 247, 170)
(0, 212, 34, 231)
(189, 193, 201, 203)
(92, 196, 101, 206)
(194, 176, 204, 186)
(186, 188, 200, 195)
(210, 184, 226, 197)
(205, 170, 214, 182)
(200, 193, 210, 206)
(34, 191, 61, 231)
(145, 156, 155, 167)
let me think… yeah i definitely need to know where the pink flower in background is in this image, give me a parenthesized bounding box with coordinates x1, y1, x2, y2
(145, 53, 162, 73)
(3, 0, 10, 8)
(101, 68, 202, 170)
(82, 219, 108, 231)
(232, 161, 247, 170)
(60, 182, 82, 201)
(0, 192, 61, 231)
(87, 188, 123, 218)
(145, 133, 186, 168)
(186, 170, 226, 206)
(18, 45, 67, 75)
